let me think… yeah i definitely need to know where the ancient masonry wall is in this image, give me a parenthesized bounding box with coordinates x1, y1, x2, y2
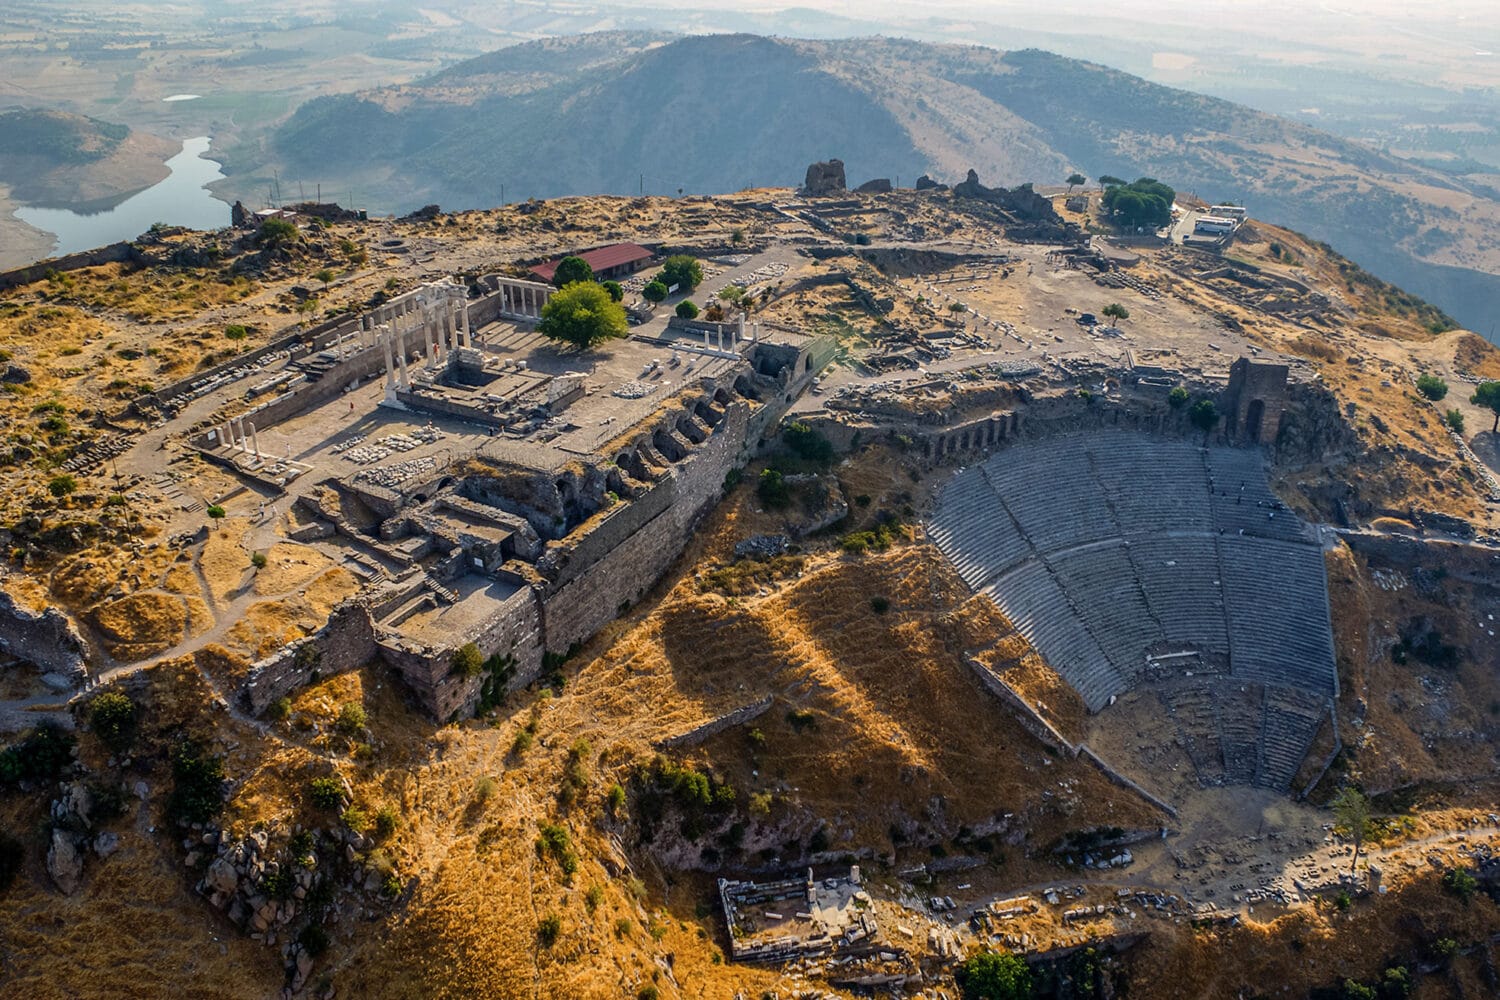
(542, 402, 753, 655)
(656, 696, 775, 750)
(241, 600, 379, 715)
(383, 585, 545, 721)
(0, 585, 92, 680)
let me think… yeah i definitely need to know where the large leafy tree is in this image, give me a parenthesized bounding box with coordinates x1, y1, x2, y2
(656, 255, 703, 292)
(1471, 380, 1500, 432)
(960, 951, 1033, 1000)
(1102, 177, 1175, 229)
(551, 255, 594, 288)
(537, 281, 629, 351)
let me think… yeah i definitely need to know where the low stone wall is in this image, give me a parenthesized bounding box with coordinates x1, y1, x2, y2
(0, 242, 142, 293)
(656, 696, 774, 750)
(0, 585, 91, 680)
(240, 600, 378, 715)
(963, 657, 1074, 757)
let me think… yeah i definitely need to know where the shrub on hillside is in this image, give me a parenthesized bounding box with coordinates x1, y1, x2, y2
(89, 690, 137, 754)
(336, 702, 366, 735)
(308, 776, 345, 811)
(1415, 374, 1448, 400)
(167, 738, 226, 824)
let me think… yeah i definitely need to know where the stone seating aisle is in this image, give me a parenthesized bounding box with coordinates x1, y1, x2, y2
(984, 563, 1127, 711)
(1216, 683, 1266, 785)
(1163, 683, 1225, 784)
(929, 469, 1031, 589)
(1258, 686, 1327, 788)
(1131, 536, 1230, 654)
(1050, 543, 1163, 676)
(1220, 538, 1337, 696)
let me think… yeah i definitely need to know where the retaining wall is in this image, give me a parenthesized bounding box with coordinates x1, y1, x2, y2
(241, 600, 378, 715)
(657, 696, 775, 750)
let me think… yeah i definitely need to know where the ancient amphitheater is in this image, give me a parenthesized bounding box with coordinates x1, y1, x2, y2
(929, 430, 1338, 791)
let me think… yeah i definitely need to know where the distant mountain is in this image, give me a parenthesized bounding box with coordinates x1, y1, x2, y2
(262, 33, 1500, 332)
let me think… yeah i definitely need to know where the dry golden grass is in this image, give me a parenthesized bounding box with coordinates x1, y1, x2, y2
(89, 591, 190, 658)
(251, 542, 337, 596)
(198, 519, 250, 607)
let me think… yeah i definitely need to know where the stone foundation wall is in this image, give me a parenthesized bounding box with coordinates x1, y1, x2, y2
(380, 585, 546, 720)
(240, 600, 378, 715)
(542, 401, 752, 655)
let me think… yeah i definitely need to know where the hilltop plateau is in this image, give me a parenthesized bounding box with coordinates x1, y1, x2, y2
(0, 181, 1497, 998)
(256, 33, 1500, 332)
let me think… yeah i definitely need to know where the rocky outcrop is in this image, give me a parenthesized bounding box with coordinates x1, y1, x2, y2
(952, 169, 1058, 222)
(231, 200, 253, 228)
(47, 828, 85, 894)
(855, 178, 892, 194)
(802, 159, 846, 196)
(915, 174, 947, 192)
(46, 781, 97, 895)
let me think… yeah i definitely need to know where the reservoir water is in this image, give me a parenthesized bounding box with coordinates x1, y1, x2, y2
(17, 136, 231, 258)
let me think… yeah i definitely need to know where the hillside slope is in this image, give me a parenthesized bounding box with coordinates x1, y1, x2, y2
(263, 33, 1500, 333)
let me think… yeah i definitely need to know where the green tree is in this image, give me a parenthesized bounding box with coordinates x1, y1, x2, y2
(657, 255, 703, 292)
(1446, 409, 1465, 433)
(960, 950, 1033, 1000)
(167, 738, 226, 824)
(224, 324, 249, 344)
(642, 280, 668, 305)
(1188, 398, 1219, 435)
(537, 282, 629, 351)
(675, 300, 700, 320)
(452, 642, 484, 679)
(206, 504, 226, 525)
(1102, 302, 1130, 323)
(1102, 177, 1175, 229)
(1415, 374, 1448, 401)
(551, 255, 595, 288)
(1066, 172, 1087, 191)
(313, 268, 335, 289)
(47, 474, 77, 498)
(90, 691, 137, 754)
(1168, 385, 1190, 409)
(1332, 786, 1373, 874)
(1098, 174, 1126, 187)
(0, 832, 21, 894)
(601, 280, 623, 302)
(1470, 381, 1500, 432)
(256, 218, 299, 247)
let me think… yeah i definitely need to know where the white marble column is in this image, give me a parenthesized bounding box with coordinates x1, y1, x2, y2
(249, 421, 261, 461)
(396, 325, 410, 389)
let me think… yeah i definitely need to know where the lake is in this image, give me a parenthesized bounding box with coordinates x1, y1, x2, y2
(17, 136, 232, 258)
